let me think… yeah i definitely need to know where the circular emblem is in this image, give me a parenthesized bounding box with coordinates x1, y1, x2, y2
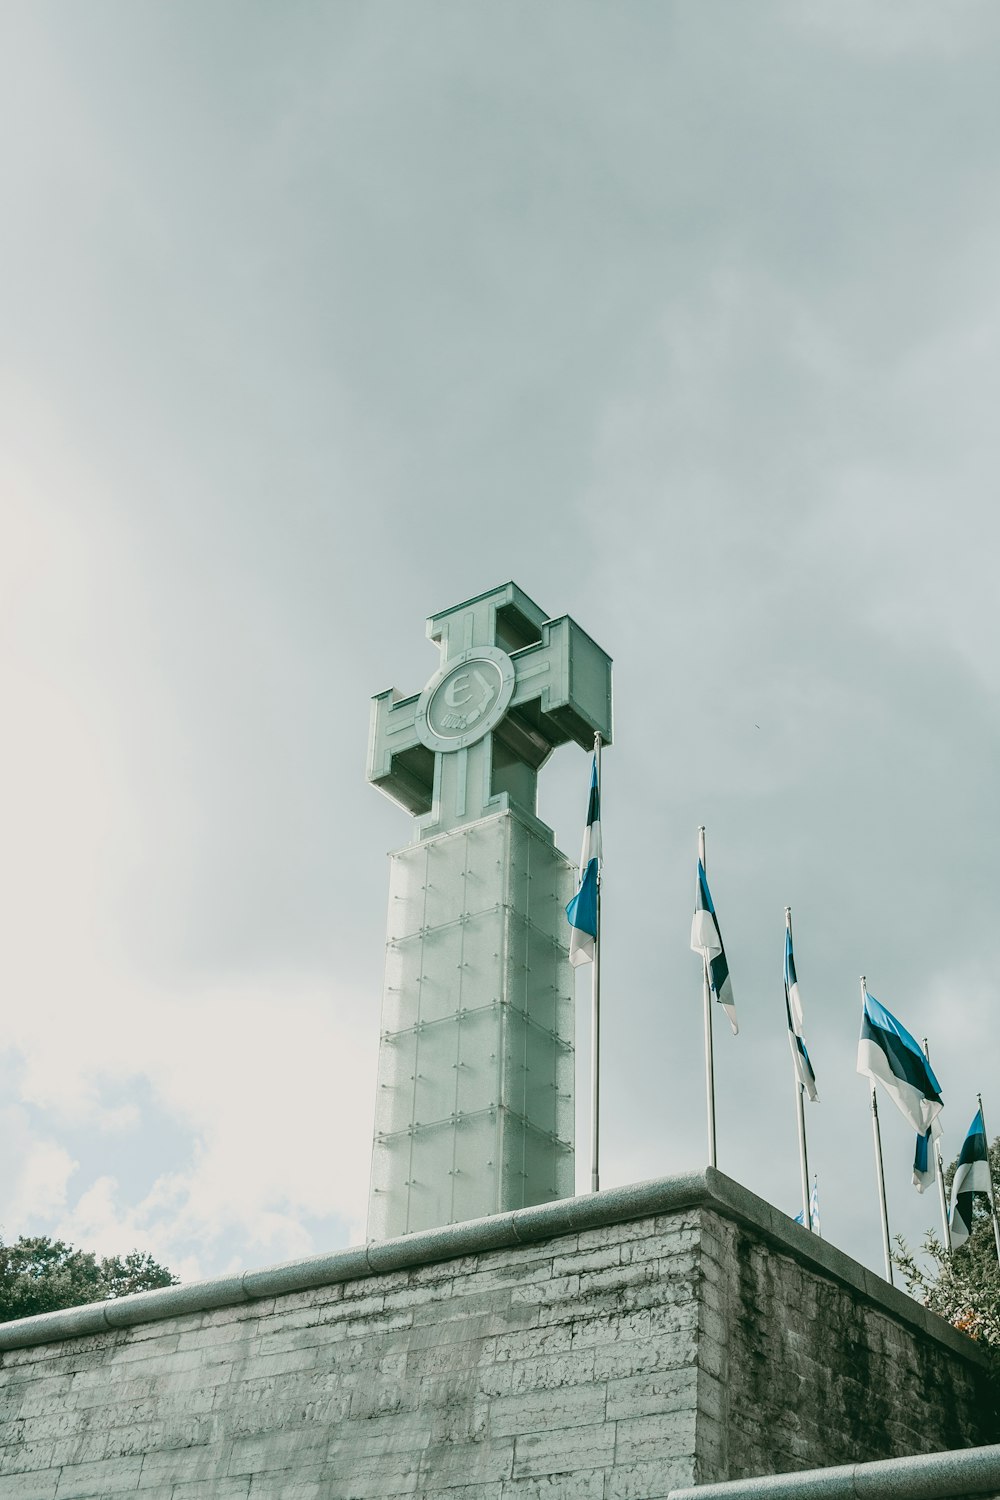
(414, 646, 516, 753)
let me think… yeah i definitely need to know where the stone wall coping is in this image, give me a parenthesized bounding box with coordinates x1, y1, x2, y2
(0, 1167, 986, 1367)
(668, 1441, 1000, 1500)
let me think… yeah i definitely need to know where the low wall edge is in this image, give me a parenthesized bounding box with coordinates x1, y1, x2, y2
(0, 1166, 984, 1373)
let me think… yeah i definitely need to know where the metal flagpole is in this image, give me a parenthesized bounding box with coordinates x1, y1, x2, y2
(700, 826, 717, 1169)
(976, 1094, 1000, 1267)
(922, 1039, 951, 1248)
(871, 1088, 894, 1283)
(787, 907, 811, 1229)
(590, 733, 602, 1194)
(863, 975, 893, 1284)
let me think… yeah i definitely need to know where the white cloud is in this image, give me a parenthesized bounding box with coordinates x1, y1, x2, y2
(2, 1125, 79, 1229)
(8, 972, 377, 1277)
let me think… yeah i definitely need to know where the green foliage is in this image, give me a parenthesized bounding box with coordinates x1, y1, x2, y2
(0, 1235, 177, 1324)
(894, 1134, 1000, 1350)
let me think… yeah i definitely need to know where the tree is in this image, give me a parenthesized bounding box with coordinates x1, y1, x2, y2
(894, 1134, 1000, 1351)
(0, 1235, 177, 1323)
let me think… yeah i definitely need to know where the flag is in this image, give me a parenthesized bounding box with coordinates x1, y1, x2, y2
(913, 1129, 934, 1193)
(856, 989, 943, 1135)
(793, 1180, 820, 1233)
(912, 1117, 942, 1193)
(691, 858, 737, 1035)
(785, 923, 817, 1101)
(565, 756, 601, 967)
(949, 1107, 992, 1250)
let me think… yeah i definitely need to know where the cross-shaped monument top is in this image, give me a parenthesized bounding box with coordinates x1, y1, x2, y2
(368, 582, 612, 837)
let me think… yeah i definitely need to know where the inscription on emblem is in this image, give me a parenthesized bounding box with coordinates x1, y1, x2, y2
(414, 648, 516, 754)
(434, 667, 500, 731)
(429, 661, 503, 736)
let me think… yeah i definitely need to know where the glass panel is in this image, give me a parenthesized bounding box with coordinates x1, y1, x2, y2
(503, 914, 531, 1020)
(532, 848, 576, 943)
(554, 1042, 574, 1147)
(455, 1005, 503, 1116)
(452, 1112, 500, 1222)
(423, 826, 470, 930)
(499, 1112, 528, 1207)
(381, 933, 421, 1033)
(522, 1124, 571, 1205)
(368, 1133, 411, 1240)
(373, 1028, 418, 1137)
(506, 816, 531, 920)
(523, 1020, 559, 1138)
(501, 1006, 530, 1122)
(413, 1018, 461, 1127)
(463, 816, 507, 917)
(459, 907, 505, 1009)
(385, 843, 430, 942)
(499, 1114, 573, 1210)
(413, 923, 464, 1024)
(553, 983, 573, 1056)
(526, 924, 561, 1035)
(407, 1121, 457, 1229)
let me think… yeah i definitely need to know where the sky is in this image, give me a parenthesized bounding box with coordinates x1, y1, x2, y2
(3, 1, 1000, 1287)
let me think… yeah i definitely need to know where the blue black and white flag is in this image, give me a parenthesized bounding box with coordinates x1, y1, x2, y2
(566, 756, 601, 967)
(793, 1179, 821, 1233)
(691, 859, 737, 1035)
(912, 1114, 944, 1194)
(949, 1107, 992, 1250)
(856, 989, 943, 1135)
(913, 1127, 936, 1193)
(785, 924, 817, 1102)
(810, 1176, 821, 1236)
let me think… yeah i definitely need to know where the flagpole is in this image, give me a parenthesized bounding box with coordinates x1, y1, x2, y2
(976, 1093, 1000, 1267)
(700, 826, 717, 1169)
(922, 1039, 951, 1248)
(787, 907, 811, 1229)
(871, 1089, 894, 1284)
(863, 975, 893, 1284)
(590, 733, 602, 1194)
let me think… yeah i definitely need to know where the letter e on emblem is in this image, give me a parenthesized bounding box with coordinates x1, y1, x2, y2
(445, 672, 474, 709)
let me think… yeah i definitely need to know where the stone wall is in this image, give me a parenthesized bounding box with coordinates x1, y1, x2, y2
(696, 1210, 993, 1481)
(0, 1171, 993, 1500)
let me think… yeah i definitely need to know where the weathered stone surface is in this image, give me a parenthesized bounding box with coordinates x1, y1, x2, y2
(0, 1170, 994, 1497)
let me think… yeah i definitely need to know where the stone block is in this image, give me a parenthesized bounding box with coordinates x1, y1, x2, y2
(418, 1437, 515, 1486)
(0, 1472, 59, 1500)
(137, 1440, 235, 1488)
(229, 1426, 332, 1478)
(605, 1366, 698, 1422)
(550, 1243, 622, 1277)
(510, 1420, 616, 1479)
(490, 1348, 597, 1397)
(489, 1383, 607, 1437)
(593, 1330, 697, 1383)
(165, 1481, 251, 1499)
(604, 1455, 697, 1499)
(50, 1454, 146, 1496)
(614, 1408, 699, 1466)
(0, 1439, 55, 1474)
(500, 1468, 606, 1498)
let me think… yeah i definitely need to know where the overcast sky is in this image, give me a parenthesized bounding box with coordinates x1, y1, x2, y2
(3, 1, 1000, 1286)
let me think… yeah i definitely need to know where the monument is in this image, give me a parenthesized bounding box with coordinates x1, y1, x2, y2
(365, 582, 613, 1239)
